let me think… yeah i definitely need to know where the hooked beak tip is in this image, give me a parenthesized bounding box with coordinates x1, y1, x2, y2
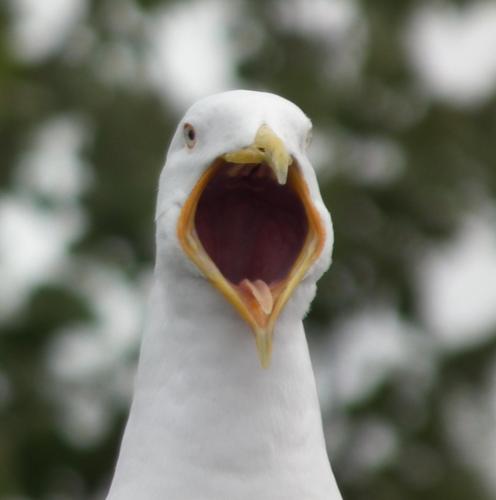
(222, 125, 292, 186)
(255, 124, 291, 186)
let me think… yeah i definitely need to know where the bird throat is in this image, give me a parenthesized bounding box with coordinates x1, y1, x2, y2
(194, 162, 308, 291)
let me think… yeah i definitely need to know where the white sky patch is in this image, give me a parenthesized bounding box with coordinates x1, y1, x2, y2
(7, 0, 87, 63)
(0, 196, 85, 322)
(275, 0, 358, 40)
(312, 306, 436, 410)
(44, 323, 132, 448)
(71, 262, 148, 354)
(146, 0, 238, 110)
(417, 210, 496, 349)
(406, 2, 496, 107)
(42, 326, 125, 448)
(48, 325, 111, 383)
(90, 0, 148, 88)
(341, 134, 405, 187)
(43, 262, 151, 447)
(15, 116, 92, 202)
(0, 115, 90, 322)
(47, 262, 148, 383)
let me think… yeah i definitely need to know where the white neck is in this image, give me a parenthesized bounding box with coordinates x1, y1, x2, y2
(106, 268, 342, 500)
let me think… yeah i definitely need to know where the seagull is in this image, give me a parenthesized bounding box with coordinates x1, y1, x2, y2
(106, 90, 342, 500)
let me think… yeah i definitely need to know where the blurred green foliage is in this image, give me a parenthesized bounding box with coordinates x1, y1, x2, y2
(1, 0, 495, 499)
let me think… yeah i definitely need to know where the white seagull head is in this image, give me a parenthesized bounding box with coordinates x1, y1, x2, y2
(155, 90, 333, 367)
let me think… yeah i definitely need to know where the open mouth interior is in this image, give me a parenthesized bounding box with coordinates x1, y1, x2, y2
(177, 150, 324, 349)
(194, 161, 308, 287)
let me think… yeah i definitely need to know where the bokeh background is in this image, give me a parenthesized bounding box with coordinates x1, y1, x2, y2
(1, 0, 496, 498)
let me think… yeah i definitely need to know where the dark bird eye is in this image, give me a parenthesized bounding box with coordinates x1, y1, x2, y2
(183, 123, 196, 148)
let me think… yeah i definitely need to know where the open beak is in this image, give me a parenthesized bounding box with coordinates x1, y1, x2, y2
(177, 125, 325, 368)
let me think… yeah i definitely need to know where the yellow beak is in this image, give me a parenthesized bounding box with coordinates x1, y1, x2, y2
(223, 124, 292, 185)
(177, 125, 325, 368)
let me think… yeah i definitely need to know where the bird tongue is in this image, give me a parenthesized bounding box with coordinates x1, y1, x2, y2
(239, 278, 274, 315)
